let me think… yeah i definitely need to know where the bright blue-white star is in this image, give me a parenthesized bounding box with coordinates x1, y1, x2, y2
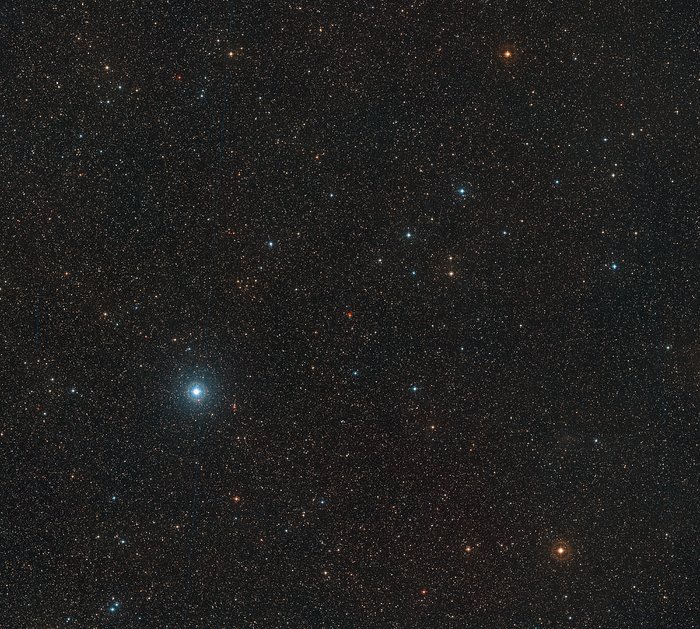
(456, 184, 475, 198)
(189, 385, 205, 400)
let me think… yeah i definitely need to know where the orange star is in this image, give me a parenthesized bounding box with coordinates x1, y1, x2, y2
(552, 541, 572, 560)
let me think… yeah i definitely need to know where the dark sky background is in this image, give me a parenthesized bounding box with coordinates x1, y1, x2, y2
(2, 1, 698, 627)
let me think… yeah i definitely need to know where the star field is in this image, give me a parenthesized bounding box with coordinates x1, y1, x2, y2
(2, 1, 698, 627)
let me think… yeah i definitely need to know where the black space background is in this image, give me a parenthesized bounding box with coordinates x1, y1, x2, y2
(1, 1, 698, 627)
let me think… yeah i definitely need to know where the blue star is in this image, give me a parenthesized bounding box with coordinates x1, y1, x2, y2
(266, 240, 275, 249)
(189, 385, 205, 400)
(610, 262, 618, 271)
(456, 184, 474, 198)
(405, 231, 413, 239)
(410, 384, 419, 393)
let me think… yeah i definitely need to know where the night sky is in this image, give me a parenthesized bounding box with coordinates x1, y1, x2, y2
(3, 1, 698, 627)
